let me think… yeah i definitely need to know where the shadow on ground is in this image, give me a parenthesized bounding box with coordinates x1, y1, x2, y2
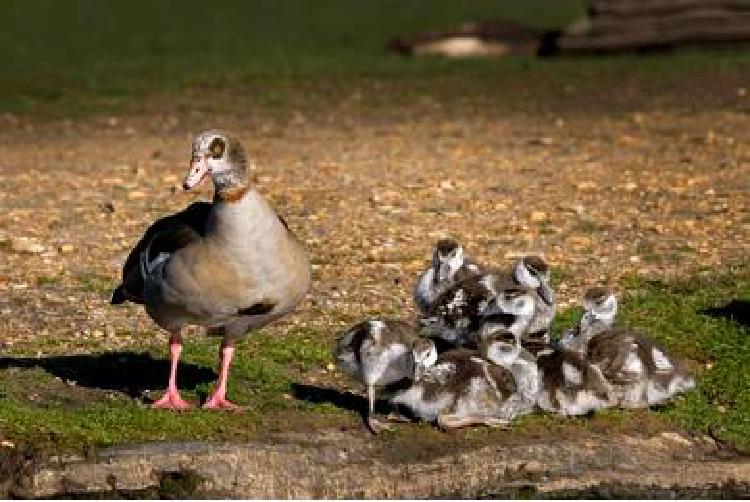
(291, 383, 366, 414)
(0, 352, 216, 398)
(291, 382, 416, 419)
(700, 299, 750, 329)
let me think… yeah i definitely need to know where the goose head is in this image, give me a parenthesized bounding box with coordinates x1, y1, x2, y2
(580, 286, 617, 335)
(184, 130, 247, 196)
(513, 255, 554, 306)
(431, 238, 466, 284)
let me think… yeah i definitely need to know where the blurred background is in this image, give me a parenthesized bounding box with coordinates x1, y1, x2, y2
(1, 0, 748, 116)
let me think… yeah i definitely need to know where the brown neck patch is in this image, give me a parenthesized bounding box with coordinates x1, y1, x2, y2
(216, 185, 248, 203)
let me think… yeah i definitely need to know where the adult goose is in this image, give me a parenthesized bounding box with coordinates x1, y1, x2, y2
(112, 130, 311, 411)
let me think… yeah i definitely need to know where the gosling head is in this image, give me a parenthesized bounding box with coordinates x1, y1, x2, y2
(432, 238, 466, 283)
(490, 284, 537, 339)
(513, 255, 554, 306)
(580, 287, 618, 335)
(479, 327, 521, 367)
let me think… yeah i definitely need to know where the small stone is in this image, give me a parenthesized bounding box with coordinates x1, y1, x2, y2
(577, 181, 598, 191)
(568, 236, 592, 248)
(59, 244, 75, 254)
(11, 237, 45, 254)
(530, 211, 547, 223)
(0, 440, 15, 448)
(527, 137, 553, 146)
(326, 363, 336, 372)
(127, 191, 147, 199)
(629, 255, 641, 263)
(439, 180, 454, 190)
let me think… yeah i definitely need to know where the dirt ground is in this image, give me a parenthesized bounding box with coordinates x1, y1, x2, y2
(0, 76, 748, 353)
(0, 70, 748, 496)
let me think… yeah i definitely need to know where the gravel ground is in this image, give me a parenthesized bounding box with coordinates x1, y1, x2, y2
(0, 81, 748, 355)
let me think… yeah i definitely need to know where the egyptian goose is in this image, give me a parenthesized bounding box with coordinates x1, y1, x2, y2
(419, 272, 507, 348)
(388, 347, 519, 430)
(334, 319, 437, 433)
(507, 256, 556, 355)
(413, 238, 482, 315)
(535, 348, 614, 416)
(111, 129, 311, 411)
(484, 287, 614, 417)
(564, 288, 695, 408)
(478, 330, 540, 417)
(419, 260, 548, 353)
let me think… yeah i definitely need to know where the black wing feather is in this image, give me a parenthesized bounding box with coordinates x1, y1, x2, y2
(111, 201, 212, 305)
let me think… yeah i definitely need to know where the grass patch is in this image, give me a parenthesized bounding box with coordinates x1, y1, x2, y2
(0, 0, 582, 115)
(0, 327, 340, 452)
(0, 265, 747, 453)
(549, 263, 750, 451)
(2, 0, 748, 117)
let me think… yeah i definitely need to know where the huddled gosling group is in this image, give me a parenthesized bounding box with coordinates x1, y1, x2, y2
(335, 238, 696, 433)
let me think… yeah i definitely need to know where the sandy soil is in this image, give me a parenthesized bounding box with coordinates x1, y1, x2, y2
(0, 80, 747, 354)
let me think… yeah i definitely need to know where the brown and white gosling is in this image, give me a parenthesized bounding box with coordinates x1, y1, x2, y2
(334, 319, 437, 433)
(388, 347, 520, 430)
(390, 284, 541, 430)
(420, 256, 553, 354)
(563, 287, 696, 408)
(414, 238, 483, 315)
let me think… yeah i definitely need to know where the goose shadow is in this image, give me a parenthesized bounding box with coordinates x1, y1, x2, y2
(700, 299, 750, 329)
(0, 351, 216, 399)
(291, 382, 411, 417)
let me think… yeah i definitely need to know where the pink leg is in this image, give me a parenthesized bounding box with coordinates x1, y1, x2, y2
(203, 340, 245, 412)
(152, 333, 192, 411)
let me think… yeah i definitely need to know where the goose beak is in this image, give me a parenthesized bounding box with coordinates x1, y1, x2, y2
(183, 154, 210, 190)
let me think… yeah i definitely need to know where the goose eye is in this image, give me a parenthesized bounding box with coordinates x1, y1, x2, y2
(209, 138, 225, 159)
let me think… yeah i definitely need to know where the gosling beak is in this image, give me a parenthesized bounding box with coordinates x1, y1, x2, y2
(538, 282, 555, 306)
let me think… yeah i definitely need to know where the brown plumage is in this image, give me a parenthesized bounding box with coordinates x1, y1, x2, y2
(111, 129, 311, 411)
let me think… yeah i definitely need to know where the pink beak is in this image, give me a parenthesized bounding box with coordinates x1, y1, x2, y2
(183, 155, 209, 191)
